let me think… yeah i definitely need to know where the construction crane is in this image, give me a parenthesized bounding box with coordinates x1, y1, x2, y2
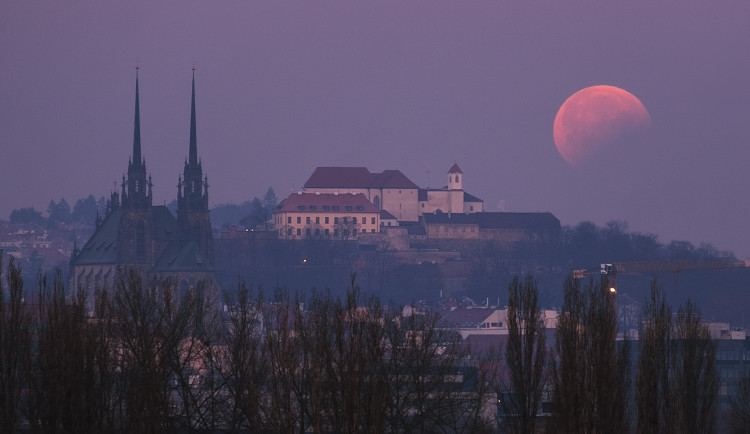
(573, 259, 750, 291)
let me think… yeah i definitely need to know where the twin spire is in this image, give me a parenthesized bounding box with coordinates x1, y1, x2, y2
(121, 68, 205, 212)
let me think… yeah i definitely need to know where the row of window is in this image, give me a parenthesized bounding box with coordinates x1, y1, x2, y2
(296, 205, 366, 211)
(283, 227, 378, 237)
(286, 216, 377, 225)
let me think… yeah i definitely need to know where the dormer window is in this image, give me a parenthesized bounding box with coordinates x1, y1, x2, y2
(310, 205, 317, 210)
(298, 205, 305, 210)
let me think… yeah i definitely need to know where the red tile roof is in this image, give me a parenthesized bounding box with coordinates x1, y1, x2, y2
(275, 193, 380, 213)
(303, 167, 419, 189)
(448, 163, 463, 174)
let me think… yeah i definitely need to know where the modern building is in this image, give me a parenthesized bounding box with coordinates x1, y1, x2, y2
(69, 70, 215, 308)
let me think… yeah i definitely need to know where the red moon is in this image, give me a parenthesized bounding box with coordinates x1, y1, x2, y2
(553, 85, 650, 167)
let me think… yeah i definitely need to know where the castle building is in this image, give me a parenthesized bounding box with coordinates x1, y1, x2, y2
(301, 163, 483, 222)
(70, 70, 214, 306)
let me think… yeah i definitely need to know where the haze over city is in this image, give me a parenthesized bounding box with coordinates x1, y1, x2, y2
(2, 1, 749, 257)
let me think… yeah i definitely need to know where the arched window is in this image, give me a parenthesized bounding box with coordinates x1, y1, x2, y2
(136, 221, 146, 261)
(373, 195, 380, 209)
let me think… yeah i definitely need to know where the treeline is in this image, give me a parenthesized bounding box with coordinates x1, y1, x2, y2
(0, 258, 496, 433)
(9, 196, 106, 228)
(560, 220, 734, 268)
(4, 256, 750, 433)
(503, 275, 750, 434)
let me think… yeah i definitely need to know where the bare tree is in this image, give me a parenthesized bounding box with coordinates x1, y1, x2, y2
(729, 369, 750, 434)
(0, 256, 33, 433)
(501, 274, 548, 434)
(551, 275, 629, 434)
(672, 299, 719, 434)
(636, 279, 674, 434)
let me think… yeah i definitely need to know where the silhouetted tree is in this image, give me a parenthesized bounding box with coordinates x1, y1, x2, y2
(47, 198, 71, 227)
(729, 369, 750, 434)
(0, 256, 33, 432)
(637, 279, 674, 434)
(672, 299, 719, 434)
(501, 274, 548, 434)
(71, 194, 98, 226)
(551, 275, 629, 434)
(9, 206, 45, 225)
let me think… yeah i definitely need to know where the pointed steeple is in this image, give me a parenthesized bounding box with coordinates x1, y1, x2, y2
(123, 67, 151, 210)
(189, 68, 198, 166)
(133, 67, 142, 166)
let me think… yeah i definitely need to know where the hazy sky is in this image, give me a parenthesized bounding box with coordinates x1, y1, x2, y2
(2, 1, 749, 257)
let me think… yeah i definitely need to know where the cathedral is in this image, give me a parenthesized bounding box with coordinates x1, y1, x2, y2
(70, 69, 215, 306)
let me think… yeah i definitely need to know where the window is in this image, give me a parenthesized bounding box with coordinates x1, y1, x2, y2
(287, 216, 292, 224)
(309, 205, 316, 210)
(315, 228, 320, 235)
(334, 229, 339, 236)
(346, 206, 353, 211)
(323, 205, 330, 210)
(306, 229, 311, 236)
(371, 217, 375, 224)
(353, 217, 357, 224)
(325, 229, 329, 236)
(371, 229, 375, 233)
(343, 217, 348, 224)
(470, 206, 474, 211)
(287, 228, 292, 236)
(334, 217, 339, 224)
(325, 217, 329, 224)
(332, 206, 339, 211)
(296, 228, 301, 236)
(306, 216, 311, 224)
(356, 206, 364, 211)
(315, 216, 320, 224)
(298, 205, 305, 210)
(373, 196, 380, 209)
(297, 217, 301, 224)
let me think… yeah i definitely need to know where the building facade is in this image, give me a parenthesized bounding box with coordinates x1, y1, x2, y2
(273, 192, 380, 240)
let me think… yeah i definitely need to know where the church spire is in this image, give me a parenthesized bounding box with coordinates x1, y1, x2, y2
(189, 68, 198, 166)
(133, 67, 142, 166)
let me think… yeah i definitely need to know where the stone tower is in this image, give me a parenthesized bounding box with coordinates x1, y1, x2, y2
(176, 70, 213, 264)
(117, 68, 156, 266)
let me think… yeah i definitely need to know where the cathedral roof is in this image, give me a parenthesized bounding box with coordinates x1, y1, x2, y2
(153, 240, 214, 272)
(73, 208, 121, 265)
(448, 163, 462, 174)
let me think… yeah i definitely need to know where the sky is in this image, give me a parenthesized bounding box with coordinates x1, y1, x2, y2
(2, 1, 750, 257)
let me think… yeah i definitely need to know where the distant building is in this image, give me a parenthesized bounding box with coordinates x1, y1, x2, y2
(272, 192, 380, 239)
(302, 164, 484, 222)
(69, 70, 215, 308)
(422, 211, 561, 243)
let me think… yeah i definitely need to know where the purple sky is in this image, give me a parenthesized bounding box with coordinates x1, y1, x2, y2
(2, 2, 750, 257)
